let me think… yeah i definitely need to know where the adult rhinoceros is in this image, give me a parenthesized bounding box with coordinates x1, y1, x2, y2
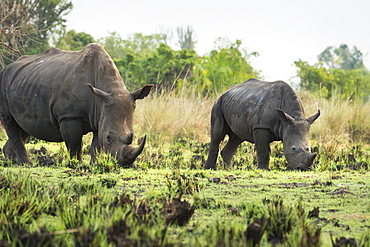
(0, 43, 152, 167)
(204, 78, 320, 171)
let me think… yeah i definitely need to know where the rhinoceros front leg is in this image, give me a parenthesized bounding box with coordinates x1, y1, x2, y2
(60, 119, 84, 161)
(89, 131, 101, 164)
(253, 129, 272, 170)
(3, 140, 16, 161)
(221, 134, 243, 169)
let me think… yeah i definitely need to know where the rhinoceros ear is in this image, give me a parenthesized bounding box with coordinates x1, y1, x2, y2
(307, 110, 320, 125)
(87, 83, 114, 105)
(276, 109, 295, 125)
(131, 85, 153, 100)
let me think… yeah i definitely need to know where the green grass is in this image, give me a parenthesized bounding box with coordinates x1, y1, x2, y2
(0, 166, 369, 246)
(0, 137, 369, 246)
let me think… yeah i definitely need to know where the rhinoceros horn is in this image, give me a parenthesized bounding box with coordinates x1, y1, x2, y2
(120, 135, 146, 167)
(131, 135, 146, 158)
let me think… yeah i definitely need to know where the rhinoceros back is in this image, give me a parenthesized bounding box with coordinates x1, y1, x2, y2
(219, 78, 304, 142)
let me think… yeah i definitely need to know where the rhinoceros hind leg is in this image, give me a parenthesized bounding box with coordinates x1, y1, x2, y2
(60, 119, 84, 161)
(204, 104, 228, 169)
(221, 134, 243, 169)
(253, 129, 272, 170)
(1, 121, 32, 165)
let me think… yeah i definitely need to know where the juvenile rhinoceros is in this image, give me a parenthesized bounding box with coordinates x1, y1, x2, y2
(204, 78, 320, 171)
(0, 43, 152, 167)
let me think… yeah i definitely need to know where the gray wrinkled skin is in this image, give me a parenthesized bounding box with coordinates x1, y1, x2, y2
(0, 43, 152, 166)
(204, 78, 320, 171)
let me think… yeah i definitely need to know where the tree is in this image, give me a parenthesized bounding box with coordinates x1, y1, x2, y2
(176, 25, 197, 50)
(100, 32, 179, 91)
(0, 0, 39, 67)
(114, 43, 197, 91)
(55, 29, 95, 51)
(318, 44, 364, 70)
(26, 0, 73, 54)
(99, 32, 259, 95)
(297, 44, 370, 100)
(192, 38, 259, 94)
(99, 32, 166, 60)
(0, 0, 72, 68)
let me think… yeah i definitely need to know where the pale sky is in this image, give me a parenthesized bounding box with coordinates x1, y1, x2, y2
(66, 0, 370, 83)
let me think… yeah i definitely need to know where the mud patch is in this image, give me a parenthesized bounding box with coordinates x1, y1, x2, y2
(308, 207, 320, 218)
(329, 187, 353, 195)
(163, 198, 195, 226)
(245, 217, 267, 246)
(331, 236, 357, 247)
(29, 146, 61, 167)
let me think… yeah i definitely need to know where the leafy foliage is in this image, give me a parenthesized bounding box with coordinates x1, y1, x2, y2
(100, 32, 167, 59)
(318, 44, 365, 70)
(115, 43, 198, 91)
(25, 0, 73, 54)
(295, 60, 370, 99)
(99, 34, 259, 94)
(192, 38, 260, 94)
(54, 29, 95, 51)
(295, 44, 370, 100)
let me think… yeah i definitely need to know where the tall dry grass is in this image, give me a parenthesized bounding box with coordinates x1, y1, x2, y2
(135, 89, 370, 151)
(134, 90, 215, 146)
(300, 91, 370, 143)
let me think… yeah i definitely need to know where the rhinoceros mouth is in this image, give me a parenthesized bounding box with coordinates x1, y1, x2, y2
(286, 163, 314, 171)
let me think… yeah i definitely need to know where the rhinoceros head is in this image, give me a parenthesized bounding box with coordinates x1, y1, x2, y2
(88, 84, 152, 167)
(277, 109, 320, 171)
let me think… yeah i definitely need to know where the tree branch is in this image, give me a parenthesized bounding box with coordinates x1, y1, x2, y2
(0, 39, 21, 54)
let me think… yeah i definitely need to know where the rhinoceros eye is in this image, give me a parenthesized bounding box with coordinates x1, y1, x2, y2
(292, 146, 297, 151)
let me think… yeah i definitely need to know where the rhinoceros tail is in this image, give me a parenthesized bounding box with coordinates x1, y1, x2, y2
(210, 97, 230, 141)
